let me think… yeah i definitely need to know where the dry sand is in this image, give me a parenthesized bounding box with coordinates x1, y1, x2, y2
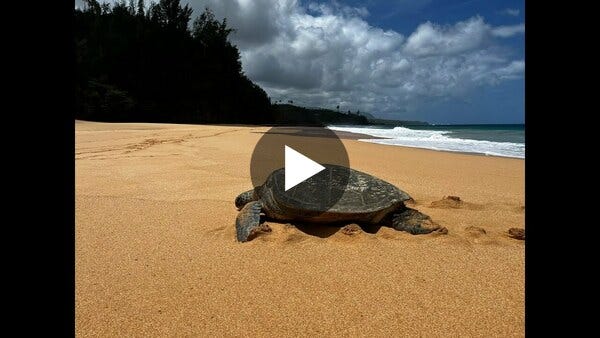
(75, 121, 524, 337)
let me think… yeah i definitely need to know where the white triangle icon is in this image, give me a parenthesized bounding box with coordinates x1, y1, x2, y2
(285, 145, 326, 191)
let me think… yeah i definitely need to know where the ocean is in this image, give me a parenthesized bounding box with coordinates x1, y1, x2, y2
(328, 124, 525, 159)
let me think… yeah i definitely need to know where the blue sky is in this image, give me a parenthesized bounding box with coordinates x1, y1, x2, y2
(299, 0, 525, 123)
(76, 0, 525, 124)
(327, 0, 524, 67)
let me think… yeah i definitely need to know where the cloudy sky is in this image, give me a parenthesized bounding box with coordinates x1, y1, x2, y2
(75, 0, 525, 124)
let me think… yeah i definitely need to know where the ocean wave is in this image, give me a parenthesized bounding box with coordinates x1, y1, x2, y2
(327, 125, 525, 159)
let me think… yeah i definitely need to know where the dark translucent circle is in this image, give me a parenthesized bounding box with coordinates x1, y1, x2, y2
(250, 126, 350, 214)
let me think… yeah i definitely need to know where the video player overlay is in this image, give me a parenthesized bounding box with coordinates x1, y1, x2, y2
(235, 126, 446, 242)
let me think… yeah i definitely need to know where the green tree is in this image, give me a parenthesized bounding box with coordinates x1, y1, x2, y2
(75, 0, 273, 124)
(137, 0, 145, 16)
(149, 0, 192, 31)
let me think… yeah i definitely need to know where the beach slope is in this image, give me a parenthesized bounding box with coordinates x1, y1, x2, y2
(76, 121, 524, 337)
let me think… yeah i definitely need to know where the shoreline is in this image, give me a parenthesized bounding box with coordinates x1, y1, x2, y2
(75, 120, 525, 160)
(328, 125, 525, 160)
(348, 139, 526, 160)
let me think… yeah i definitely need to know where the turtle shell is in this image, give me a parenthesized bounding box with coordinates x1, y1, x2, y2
(257, 164, 411, 221)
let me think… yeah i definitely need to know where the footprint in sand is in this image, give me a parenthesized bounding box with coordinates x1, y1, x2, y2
(508, 227, 525, 240)
(464, 226, 487, 237)
(461, 226, 507, 246)
(430, 195, 484, 210)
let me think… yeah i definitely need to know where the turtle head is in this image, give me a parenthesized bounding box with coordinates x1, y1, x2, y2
(235, 189, 258, 210)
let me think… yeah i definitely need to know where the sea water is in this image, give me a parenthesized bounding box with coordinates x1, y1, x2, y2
(328, 124, 525, 159)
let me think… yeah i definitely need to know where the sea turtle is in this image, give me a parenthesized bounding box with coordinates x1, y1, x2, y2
(234, 164, 446, 242)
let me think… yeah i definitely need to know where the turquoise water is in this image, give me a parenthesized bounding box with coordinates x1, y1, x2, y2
(328, 124, 525, 158)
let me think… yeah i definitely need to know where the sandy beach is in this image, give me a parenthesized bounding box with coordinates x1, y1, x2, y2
(75, 121, 524, 337)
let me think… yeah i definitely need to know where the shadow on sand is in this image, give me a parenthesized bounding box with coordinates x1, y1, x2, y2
(284, 221, 385, 238)
(293, 223, 341, 238)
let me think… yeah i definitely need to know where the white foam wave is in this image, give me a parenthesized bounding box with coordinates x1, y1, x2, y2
(328, 126, 525, 159)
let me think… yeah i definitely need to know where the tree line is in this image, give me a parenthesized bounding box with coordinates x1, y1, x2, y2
(75, 0, 274, 124)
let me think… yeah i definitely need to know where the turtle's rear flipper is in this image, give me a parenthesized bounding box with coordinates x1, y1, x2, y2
(391, 208, 447, 235)
(236, 201, 270, 242)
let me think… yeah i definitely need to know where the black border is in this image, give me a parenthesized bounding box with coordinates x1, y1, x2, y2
(524, 1, 537, 335)
(524, 0, 569, 334)
(22, 0, 75, 335)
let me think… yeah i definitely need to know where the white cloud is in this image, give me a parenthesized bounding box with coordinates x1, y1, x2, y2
(403, 16, 490, 57)
(492, 60, 525, 80)
(75, 0, 525, 118)
(203, 0, 524, 116)
(501, 8, 520, 16)
(195, 0, 296, 48)
(308, 1, 369, 18)
(491, 24, 525, 38)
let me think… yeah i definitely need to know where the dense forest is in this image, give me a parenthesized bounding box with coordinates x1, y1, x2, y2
(75, 0, 274, 124)
(75, 0, 381, 125)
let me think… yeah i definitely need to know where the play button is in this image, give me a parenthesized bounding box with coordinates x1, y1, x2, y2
(284, 145, 325, 191)
(249, 125, 351, 214)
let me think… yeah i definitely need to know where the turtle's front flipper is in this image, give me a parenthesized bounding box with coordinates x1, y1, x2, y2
(391, 208, 448, 235)
(236, 201, 270, 242)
